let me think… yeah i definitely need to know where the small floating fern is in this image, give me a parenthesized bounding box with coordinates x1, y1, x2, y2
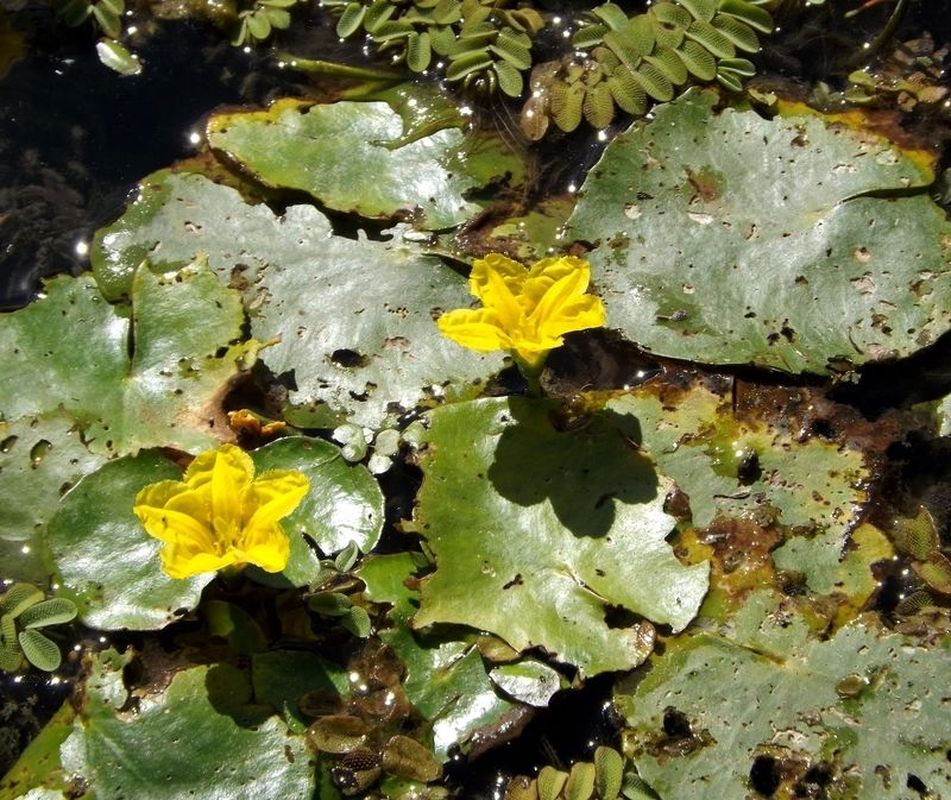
(323, 0, 773, 137)
(323, 0, 545, 97)
(0, 583, 77, 673)
(521, 0, 773, 138)
(505, 746, 655, 800)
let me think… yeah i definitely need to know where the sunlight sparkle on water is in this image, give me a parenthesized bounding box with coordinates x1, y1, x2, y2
(74, 240, 89, 257)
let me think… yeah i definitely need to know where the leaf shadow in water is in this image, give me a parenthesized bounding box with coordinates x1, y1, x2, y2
(486, 397, 656, 539)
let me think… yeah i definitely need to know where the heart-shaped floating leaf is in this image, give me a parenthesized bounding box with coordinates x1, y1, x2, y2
(568, 89, 951, 374)
(46, 452, 213, 631)
(91, 171, 503, 430)
(60, 656, 315, 798)
(0, 262, 256, 458)
(411, 397, 709, 676)
(0, 412, 107, 547)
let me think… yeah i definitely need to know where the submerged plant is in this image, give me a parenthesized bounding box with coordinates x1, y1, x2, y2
(437, 253, 605, 383)
(133, 443, 310, 579)
(0, 583, 77, 672)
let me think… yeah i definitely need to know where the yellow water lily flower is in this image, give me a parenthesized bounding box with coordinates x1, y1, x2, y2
(437, 253, 606, 367)
(133, 443, 310, 579)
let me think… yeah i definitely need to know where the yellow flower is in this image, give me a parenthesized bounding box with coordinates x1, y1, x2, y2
(133, 444, 310, 579)
(437, 253, 605, 367)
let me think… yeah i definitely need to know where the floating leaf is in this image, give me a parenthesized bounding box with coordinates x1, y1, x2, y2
(0, 583, 44, 618)
(0, 263, 256, 457)
(46, 453, 213, 630)
(564, 762, 596, 800)
(250, 436, 384, 563)
(489, 660, 563, 707)
(358, 553, 517, 759)
(717, 0, 773, 33)
(616, 610, 951, 799)
(631, 62, 674, 101)
(607, 381, 867, 533)
(19, 598, 78, 629)
(412, 398, 709, 676)
(207, 97, 526, 231)
(95, 38, 140, 75)
(582, 81, 615, 129)
(684, 18, 735, 58)
(712, 13, 758, 52)
(568, 89, 951, 374)
(406, 31, 431, 72)
(91, 172, 503, 429)
(0, 412, 107, 551)
(60, 657, 315, 797)
(594, 746, 624, 799)
(674, 39, 717, 79)
(380, 735, 443, 782)
(336, 2, 366, 37)
(18, 629, 61, 671)
(494, 59, 524, 97)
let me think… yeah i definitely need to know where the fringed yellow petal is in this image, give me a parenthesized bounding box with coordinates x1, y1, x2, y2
(162, 549, 236, 580)
(241, 525, 291, 573)
(522, 256, 589, 307)
(134, 479, 189, 511)
(247, 471, 310, 528)
(437, 309, 511, 352)
(469, 253, 527, 302)
(133, 504, 216, 547)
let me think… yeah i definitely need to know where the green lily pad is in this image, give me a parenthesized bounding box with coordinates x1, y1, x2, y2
(616, 606, 951, 799)
(0, 412, 107, 545)
(46, 452, 213, 630)
(60, 655, 314, 799)
(0, 263, 256, 458)
(91, 172, 503, 429)
(412, 397, 709, 676)
(607, 381, 868, 532)
(206, 98, 525, 230)
(244, 436, 385, 587)
(252, 650, 349, 731)
(568, 89, 951, 374)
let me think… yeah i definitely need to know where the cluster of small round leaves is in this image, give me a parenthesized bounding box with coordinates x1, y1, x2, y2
(232, 0, 300, 45)
(323, 0, 544, 97)
(505, 746, 645, 800)
(55, 0, 124, 38)
(520, 0, 773, 138)
(0, 583, 77, 673)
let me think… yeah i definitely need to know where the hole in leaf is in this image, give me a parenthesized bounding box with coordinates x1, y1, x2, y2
(749, 755, 781, 795)
(331, 349, 369, 368)
(662, 708, 692, 738)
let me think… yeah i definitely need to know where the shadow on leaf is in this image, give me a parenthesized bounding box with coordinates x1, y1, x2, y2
(487, 397, 656, 538)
